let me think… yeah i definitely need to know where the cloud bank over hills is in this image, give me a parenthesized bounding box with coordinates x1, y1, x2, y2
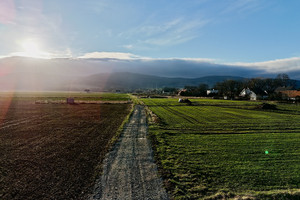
(79, 52, 300, 78)
(0, 53, 300, 91)
(76, 52, 300, 77)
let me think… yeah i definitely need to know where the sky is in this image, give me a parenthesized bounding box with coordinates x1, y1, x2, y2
(0, 0, 300, 66)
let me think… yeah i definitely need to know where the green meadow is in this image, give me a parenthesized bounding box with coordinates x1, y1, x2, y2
(142, 98, 300, 199)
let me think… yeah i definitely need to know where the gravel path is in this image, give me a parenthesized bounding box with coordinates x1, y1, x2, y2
(90, 105, 169, 200)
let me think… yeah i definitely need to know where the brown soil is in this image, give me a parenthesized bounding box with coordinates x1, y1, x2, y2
(0, 100, 131, 200)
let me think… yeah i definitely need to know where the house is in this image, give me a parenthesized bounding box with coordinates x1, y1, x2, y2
(280, 90, 300, 101)
(239, 88, 268, 100)
(239, 88, 257, 100)
(239, 88, 253, 97)
(207, 89, 218, 96)
(274, 86, 294, 94)
(249, 92, 257, 101)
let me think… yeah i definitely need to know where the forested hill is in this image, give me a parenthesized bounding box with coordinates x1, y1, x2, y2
(76, 72, 246, 91)
(1, 70, 299, 91)
(1, 56, 300, 91)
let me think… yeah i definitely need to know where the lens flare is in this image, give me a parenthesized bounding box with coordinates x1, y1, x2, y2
(265, 150, 269, 154)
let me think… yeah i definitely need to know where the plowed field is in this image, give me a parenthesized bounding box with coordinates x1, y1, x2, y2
(0, 99, 131, 200)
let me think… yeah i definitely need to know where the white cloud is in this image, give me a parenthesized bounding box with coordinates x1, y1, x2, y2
(123, 44, 134, 50)
(144, 35, 197, 46)
(221, 0, 263, 15)
(119, 17, 209, 48)
(0, 47, 74, 59)
(85, 0, 110, 14)
(3, 46, 300, 75)
(134, 18, 183, 37)
(7, 51, 51, 59)
(77, 51, 216, 63)
(173, 57, 215, 63)
(78, 52, 145, 60)
(230, 57, 300, 72)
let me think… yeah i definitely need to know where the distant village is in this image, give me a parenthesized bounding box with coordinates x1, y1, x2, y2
(129, 73, 300, 102)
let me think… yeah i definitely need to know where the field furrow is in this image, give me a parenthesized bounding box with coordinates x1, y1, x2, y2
(0, 94, 131, 200)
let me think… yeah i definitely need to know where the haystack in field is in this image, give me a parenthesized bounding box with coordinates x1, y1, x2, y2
(178, 98, 192, 105)
(256, 103, 277, 110)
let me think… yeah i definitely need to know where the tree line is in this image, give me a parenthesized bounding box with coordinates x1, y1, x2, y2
(179, 74, 297, 99)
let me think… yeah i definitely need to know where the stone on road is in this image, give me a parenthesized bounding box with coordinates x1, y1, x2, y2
(90, 105, 169, 200)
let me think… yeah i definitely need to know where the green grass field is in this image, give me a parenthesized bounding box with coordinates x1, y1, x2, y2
(142, 98, 300, 199)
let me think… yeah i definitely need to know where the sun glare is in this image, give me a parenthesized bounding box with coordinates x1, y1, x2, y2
(16, 39, 50, 58)
(21, 39, 41, 57)
(22, 40, 39, 53)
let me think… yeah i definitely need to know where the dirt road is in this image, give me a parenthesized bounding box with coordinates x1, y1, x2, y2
(90, 105, 169, 200)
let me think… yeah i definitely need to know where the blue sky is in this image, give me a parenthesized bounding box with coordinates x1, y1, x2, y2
(1, 0, 300, 63)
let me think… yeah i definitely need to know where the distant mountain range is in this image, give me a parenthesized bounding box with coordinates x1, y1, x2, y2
(77, 72, 246, 91)
(0, 56, 299, 91)
(0, 71, 246, 91)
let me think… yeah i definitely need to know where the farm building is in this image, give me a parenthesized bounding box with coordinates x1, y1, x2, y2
(274, 86, 294, 93)
(67, 97, 75, 104)
(239, 88, 268, 100)
(240, 88, 254, 97)
(250, 93, 257, 101)
(280, 90, 300, 101)
(207, 89, 218, 96)
(239, 88, 257, 100)
(177, 89, 187, 96)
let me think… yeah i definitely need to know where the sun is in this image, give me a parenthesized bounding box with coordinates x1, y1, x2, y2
(22, 40, 39, 55)
(20, 39, 42, 58)
(17, 39, 51, 58)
